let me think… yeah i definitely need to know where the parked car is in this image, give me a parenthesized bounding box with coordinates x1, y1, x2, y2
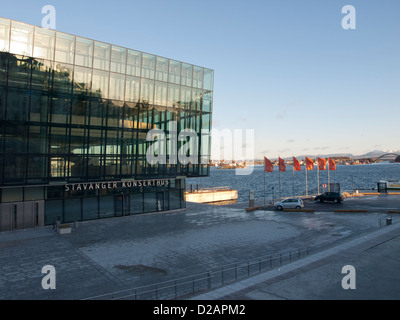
(314, 192, 344, 203)
(274, 198, 304, 210)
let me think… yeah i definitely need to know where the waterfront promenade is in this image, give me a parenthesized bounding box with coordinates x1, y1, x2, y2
(0, 195, 399, 300)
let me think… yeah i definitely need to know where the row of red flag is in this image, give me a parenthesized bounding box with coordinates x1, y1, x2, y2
(264, 157, 336, 173)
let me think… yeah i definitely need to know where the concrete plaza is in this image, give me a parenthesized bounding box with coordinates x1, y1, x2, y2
(0, 195, 399, 300)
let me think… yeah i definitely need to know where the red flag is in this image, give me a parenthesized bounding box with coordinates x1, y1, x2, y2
(328, 158, 336, 171)
(318, 158, 327, 171)
(279, 157, 286, 172)
(264, 157, 273, 173)
(293, 157, 301, 171)
(305, 157, 314, 171)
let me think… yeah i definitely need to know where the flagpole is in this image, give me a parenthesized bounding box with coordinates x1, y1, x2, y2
(292, 156, 295, 196)
(328, 158, 330, 192)
(264, 170, 266, 206)
(317, 158, 320, 195)
(306, 161, 308, 197)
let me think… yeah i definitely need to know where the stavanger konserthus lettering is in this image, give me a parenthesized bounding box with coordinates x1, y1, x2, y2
(65, 179, 171, 192)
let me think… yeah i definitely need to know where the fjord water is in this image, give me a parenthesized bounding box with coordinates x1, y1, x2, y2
(187, 163, 400, 203)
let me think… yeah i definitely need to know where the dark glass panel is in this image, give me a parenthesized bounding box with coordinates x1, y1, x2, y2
(64, 198, 82, 223)
(5, 87, 29, 121)
(130, 193, 143, 214)
(89, 98, 106, 126)
(45, 200, 64, 225)
(50, 95, 71, 124)
(143, 192, 157, 213)
(71, 95, 88, 125)
(0, 52, 8, 86)
(3, 156, 25, 183)
(30, 91, 49, 122)
(99, 196, 114, 218)
(7, 55, 31, 89)
(4, 124, 27, 153)
(0, 86, 6, 120)
(82, 197, 99, 221)
(49, 126, 68, 154)
(27, 156, 47, 182)
(87, 155, 103, 178)
(106, 100, 122, 128)
(28, 125, 48, 154)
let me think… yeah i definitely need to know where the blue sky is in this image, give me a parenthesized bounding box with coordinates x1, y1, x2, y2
(2, 0, 400, 159)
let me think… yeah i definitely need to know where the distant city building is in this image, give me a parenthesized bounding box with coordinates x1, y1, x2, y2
(0, 18, 213, 231)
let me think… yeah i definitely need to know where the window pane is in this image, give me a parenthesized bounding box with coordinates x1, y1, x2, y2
(109, 73, 125, 101)
(193, 66, 203, 89)
(156, 57, 168, 82)
(45, 200, 64, 225)
(10, 21, 34, 56)
(193, 89, 202, 111)
(6, 87, 29, 121)
(30, 91, 50, 122)
(169, 60, 181, 85)
(92, 69, 109, 99)
(4, 124, 27, 153)
(53, 63, 73, 94)
(141, 53, 155, 79)
(0, 18, 11, 52)
(50, 96, 71, 124)
(203, 69, 213, 91)
(64, 198, 82, 223)
(73, 66, 92, 93)
(27, 156, 47, 181)
(127, 49, 141, 76)
(99, 196, 114, 219)
(7, 55, 31, 89)
(71, 96, 88, 125)
(154, 81, 167, 106)
(31, 59, 53, 92)
(203, 91, 212, 112)
(33, 28, 55, 60)
(110, 45, 126, 73)
(181, 63, 192, 87)
(167, 84, 180, 107)
(140, 78, 154, 104)
(55, 32, 75, 64)
(93, 41, 110, 71)
(180, 86, 191, 109)
(125, 75, 140, 103)
(75, 37, 93, 68)
(144, 192, 157, 213)
(0, 52, 8, 87)
(130, 193, 143, 214)
(82, 197, 99, 221)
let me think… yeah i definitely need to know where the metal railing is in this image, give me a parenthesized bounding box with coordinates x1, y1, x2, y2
(84, 246, 311, 300)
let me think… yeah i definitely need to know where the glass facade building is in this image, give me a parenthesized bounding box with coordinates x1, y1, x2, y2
(0, 18, 213, 231)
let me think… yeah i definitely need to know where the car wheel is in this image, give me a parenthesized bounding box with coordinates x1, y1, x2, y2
(295, 206, 301, 209)
(277, 205, 283, 211)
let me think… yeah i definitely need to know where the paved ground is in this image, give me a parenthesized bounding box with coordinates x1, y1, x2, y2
(0, 195, 399, 300)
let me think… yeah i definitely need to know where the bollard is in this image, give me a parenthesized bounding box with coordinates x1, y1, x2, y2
(386, 217, 392, 226)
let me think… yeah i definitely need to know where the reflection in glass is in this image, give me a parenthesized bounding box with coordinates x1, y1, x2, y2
(156, 57, 168, 82)
(93, 41, 110, 71)
(140, 78, 154, 105)
(31, 59, 53, 92)
(33, 28, 55, 60)
(142, 53, 155, 79)
(154, 81, 167, 106)
(109, 73, 125, 101)
(192, 66, 203, 89)
(181, 63, 192, 87)
(0, 18, 10, 52)
(203, 69, 213, 91)
(111, 46, 127, 74)
(10, 21, 34, 56)
(127, 49, 141, 77)
(75, 37, 93, 68)
(53, 63, 73, 94)
(167, 84, 180, 107)
(92, 69, 109, 99)
(55, 32, 75, 64)
(125, 76, 140, 103)
(169, 60, 181, 85)
(73, 66, 92, 93)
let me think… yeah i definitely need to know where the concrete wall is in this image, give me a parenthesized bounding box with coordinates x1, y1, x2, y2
(0, 201, 44, 232)
(184, 190, 238, 203)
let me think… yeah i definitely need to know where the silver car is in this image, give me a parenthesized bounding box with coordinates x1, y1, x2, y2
(274, 198, 304, 210)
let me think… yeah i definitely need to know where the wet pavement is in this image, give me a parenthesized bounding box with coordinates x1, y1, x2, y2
(0, 195, 399, 300)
